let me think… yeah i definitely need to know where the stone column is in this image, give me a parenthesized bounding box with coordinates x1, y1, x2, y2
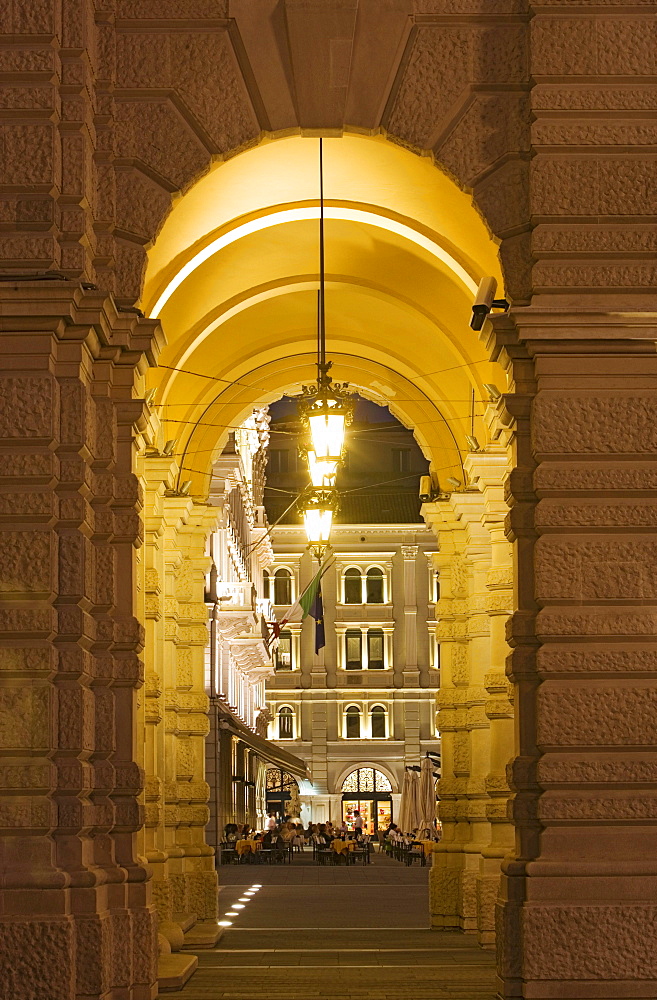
(141, 458, 173, 929)
(0, 285, 159, 1000)
(493, 311, 657, 999)
(424, 472, 512, 946)
(161, 502, 218, 929)
(140, 452, 220, 945)
(424, 494, 492, 934)
(464, 452, 514, 948)
(401, 544, 419, 672)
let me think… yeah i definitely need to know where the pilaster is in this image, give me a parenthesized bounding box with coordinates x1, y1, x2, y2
(423, 459, 513, 946)
(0, 284, 161, 1000)
(492, 308, 657, 1000)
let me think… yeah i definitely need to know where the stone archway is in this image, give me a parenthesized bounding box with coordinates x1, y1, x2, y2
(136, 129, 515, 958)
(2, 5, 656, 1000)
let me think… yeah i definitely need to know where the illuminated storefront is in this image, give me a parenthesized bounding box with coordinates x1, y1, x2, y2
(341, 768, 393, 834)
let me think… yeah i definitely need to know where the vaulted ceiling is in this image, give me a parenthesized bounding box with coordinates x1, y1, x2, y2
(141, 133, 506, 495)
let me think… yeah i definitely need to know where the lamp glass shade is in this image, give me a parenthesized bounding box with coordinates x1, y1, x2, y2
(308, 405, 347, 462)
(303, 505, 333, 548)
(307, 451, 338, 488)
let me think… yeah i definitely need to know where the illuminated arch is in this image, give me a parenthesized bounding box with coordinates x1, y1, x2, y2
(142, 133, 506, 496)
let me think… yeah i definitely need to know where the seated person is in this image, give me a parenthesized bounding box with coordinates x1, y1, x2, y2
(224, 823, 239, 843)
(313, 824, 331, 847)
(261, 827, 284, 850)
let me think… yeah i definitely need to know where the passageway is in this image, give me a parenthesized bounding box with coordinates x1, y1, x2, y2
(175, 853, 496, 999)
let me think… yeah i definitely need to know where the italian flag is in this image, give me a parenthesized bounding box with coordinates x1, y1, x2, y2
(271, 558, 333, 637)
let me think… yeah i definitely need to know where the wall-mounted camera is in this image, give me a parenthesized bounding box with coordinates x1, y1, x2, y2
(470, 276, 509, 331)
(419, 475, 433, 502)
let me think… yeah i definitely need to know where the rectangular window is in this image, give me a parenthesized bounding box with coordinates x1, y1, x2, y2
(392, 448, 411, 473)
(370, 707, 387, 738)
(269, 449, 291, 474)
(275, 631, 292, 670)
(367, 630, 384, 669)
(345, 631, 362, 670)
(278, 709, 294, 739)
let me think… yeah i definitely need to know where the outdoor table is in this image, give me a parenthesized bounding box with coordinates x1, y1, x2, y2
(236, 838, 258, 857)
(331, 839, 356, 855)
(421, 839, 438, 856)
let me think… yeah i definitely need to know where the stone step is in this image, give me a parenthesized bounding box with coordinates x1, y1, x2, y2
(172, 912, 197, 933)
(182, 921, 224, 949)
(158, 953, 198, 992)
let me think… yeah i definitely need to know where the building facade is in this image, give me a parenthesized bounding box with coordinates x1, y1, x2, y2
(266, 523, 439, 833)
(204, 412, 307, 846)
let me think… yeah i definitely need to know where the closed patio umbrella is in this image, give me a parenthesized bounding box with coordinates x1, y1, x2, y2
(397, 769, 412, 834)
(418, 755, 437, 831)
(408, 769, 422, 833)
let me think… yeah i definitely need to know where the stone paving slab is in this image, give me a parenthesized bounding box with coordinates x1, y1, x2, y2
(179, 853, 496, 1000)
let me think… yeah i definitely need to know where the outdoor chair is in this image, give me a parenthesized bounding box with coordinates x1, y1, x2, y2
(219, 842, 238, 865)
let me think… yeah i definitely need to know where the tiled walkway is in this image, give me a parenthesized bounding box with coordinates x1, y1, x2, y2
(177, 851, 497, 999)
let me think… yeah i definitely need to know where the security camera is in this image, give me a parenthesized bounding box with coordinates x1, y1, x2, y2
(470, 277, 509, 331)
(419, 475, 432, 503)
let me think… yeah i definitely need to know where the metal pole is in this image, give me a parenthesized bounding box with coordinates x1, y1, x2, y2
(319, 138, 326, 379)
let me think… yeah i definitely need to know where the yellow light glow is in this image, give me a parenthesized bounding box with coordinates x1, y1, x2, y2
(232, 904, 245, 909)
(308, 451, 338, 488)
(218, 920, 233, 926)
(142, 134, 508, 495)
(148, 206, 477, 318)
(308, 410, 346, 464)
(303, 506, 333, 548)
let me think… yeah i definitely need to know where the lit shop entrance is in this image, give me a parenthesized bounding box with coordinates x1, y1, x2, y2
(341, 768, 393, 834)
(265, 768, 300, 820)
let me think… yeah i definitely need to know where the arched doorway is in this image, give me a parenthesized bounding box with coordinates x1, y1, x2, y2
(340, 767, 393, 834)
(138, 132, 514, 951)
(265, 767, 299, 820)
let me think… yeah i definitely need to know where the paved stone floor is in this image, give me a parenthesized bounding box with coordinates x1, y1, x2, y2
(177, 850, 497, 999)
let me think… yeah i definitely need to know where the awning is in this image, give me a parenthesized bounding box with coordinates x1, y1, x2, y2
(223, 721, 308, 781)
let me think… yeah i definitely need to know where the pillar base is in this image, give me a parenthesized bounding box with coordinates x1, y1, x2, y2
(157, 954, 198, 992)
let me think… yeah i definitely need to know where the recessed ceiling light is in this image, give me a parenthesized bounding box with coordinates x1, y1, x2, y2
(218, 920, 232, 927)
(226, 912, 238, 917)
(233, 904, 245, 909)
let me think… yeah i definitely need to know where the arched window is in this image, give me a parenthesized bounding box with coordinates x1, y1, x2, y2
(277, 706, 294, 739)
(370, 705, 388, 739)
(367, 629, 384, 670)
(275, 630, 292, 670)
(262, 569, 270, 600)
(344, 705, 361, 739)
(274, 568, 292, 606)
(345, 629, 362, 670)
(266, 768, 298, 793)
(344, 567, 361, 604)
(341, 767, 392, 792)
(366, 567, 384, 604)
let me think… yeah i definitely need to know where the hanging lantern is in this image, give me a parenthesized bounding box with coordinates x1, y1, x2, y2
(298, 383, 353, 465)
(300, 489, 337, 557)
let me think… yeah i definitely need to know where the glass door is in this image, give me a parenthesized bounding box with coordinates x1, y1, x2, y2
(377, 800, 391, 832)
